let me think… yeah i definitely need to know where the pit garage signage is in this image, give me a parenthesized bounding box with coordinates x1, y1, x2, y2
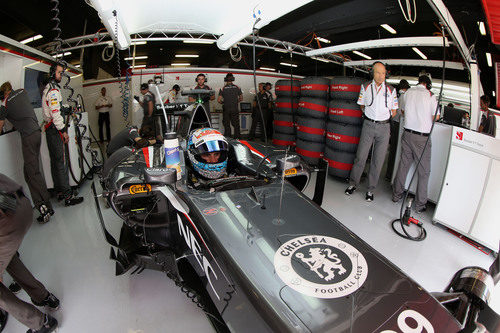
(274, 235, 368, 298)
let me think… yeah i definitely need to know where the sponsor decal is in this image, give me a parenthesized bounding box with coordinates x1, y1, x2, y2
(379, 309, 435, 333)
(284, 168, 297, 176)
(129, 184, 152, 194)
(456, 131, 463, 140)
(203, 208, 219, 215)
(274, 235, 368, 298)
(50, 100, 58, 106)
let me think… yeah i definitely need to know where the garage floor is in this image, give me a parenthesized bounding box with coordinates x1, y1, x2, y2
(3, 174, 498, 332)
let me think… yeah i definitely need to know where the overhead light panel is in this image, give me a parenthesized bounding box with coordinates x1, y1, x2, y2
(75, 64, 81, 68)
(124, 56, 148, 60)
(412, 47, 427, 60)
(311, 57, 332, 63)
(175, 54, 199, 58)
(486, 52, 492, 67)
(259, 67, 276, 71)
(478, 22, 486, 36)
(315, 37, 331, 44)
(492, 91, 495, 97)
(132, 65, 146, 69)
(380, 24, 397, 34)
(352, 50, 372, 60)
(20, 34, 43, 44)
(131, 41, 147, 45)
(280, 62, 298, 68)
(183, 40, 215, 44)
(275, 49, 288, 53)
(171, 63, 190, 66)
(55, 52, 72, 58)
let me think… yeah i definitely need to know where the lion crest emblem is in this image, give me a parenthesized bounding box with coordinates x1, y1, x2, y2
(296, 247, 346, 281)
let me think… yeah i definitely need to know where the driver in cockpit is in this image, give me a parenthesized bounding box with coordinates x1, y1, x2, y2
(186, 128, 230, 186)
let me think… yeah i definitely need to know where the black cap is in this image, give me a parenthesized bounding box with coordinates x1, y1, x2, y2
(140, 83, 149, 90)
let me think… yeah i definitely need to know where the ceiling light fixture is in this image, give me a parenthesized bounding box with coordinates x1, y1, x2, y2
(486, 52, 492, 67)
(54, 52, 72, 58)
(171, 63, 190, 66)
(183, 40, 215, 44)
(132, 65, 146, 69)
(311, 57, 331, 63)
(412, 47, 427, 60)
(492, 91, 495, 97)
(20, 34, 43, 44)
(175, 54, 199, 58)
(352, 50, 372, 60)
(315, 37, 331, 44)
(131, 41, 147, 45)
(380, 24, 397, 34)
(75, 64, 81, 68)
(259, 67, 276, 71)
(280, 62, 298, 68)
(275, 49, 288, 53)
(478, 22, 486, 36)
(124, 56, 148, 60)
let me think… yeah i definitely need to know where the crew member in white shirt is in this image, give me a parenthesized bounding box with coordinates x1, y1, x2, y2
(95, 87, 112, 142)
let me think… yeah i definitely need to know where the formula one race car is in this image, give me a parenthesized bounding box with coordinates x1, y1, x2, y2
(93, 91, 499, 332)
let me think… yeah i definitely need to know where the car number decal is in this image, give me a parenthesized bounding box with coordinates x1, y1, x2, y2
(129, 184, 152, 194)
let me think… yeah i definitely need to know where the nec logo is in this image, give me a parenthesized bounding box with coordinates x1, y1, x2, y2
(456, 132, 463, 140)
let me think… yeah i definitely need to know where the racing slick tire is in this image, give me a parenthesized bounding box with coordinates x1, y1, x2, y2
(296, 138, 324, 165)
(275, 97, 299, 115)
(324, 146, 356, 179)
(300, 77, 330, 98)
(330, 76, 364, 100)
(326, 122, 362, 153)
(273, 113, 295, 135)
(297, 97, 328, 119)
(328, 100, 363, 126)
(272, 132, 296, 147)
(296, 116, 326, 143)
(275, 79, 301, 98)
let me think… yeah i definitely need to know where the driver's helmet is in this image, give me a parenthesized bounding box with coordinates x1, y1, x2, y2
(187, 128, 228, 179)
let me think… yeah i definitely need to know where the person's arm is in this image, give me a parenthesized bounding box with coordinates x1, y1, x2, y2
(357, 84, 366, 113)
(147, 100, 154, 117)
(0, 106, 6, 133)
(0, 120, 4, 134)
(391, 109, 397, 118)
(238, 87, 243, 102)
(107, 97, 112, 107)
(48, 89, 69, 143)
(217, 89, 223, 104)
(390, 88, 398, 118)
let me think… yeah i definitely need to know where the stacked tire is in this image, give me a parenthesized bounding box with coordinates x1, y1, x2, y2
(296, 77, 329, 165)
(325, 77, 364, 178)
(273, 80, 300, 148)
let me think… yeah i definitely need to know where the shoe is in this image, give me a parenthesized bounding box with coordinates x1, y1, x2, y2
(416, 206, 427, 214)
(64, 195, 84, 207)
(9, 281, 21, 294)
(26, 314, 57, 333)
(32, 293, 60, 311)
(36, 205, 55, 224)
(0, 309, 8, 333)
(56, 193, 64, 202)
(391, 196, 401, 203)
(365, 192, 374, 202)
(345, 185, 356, 195)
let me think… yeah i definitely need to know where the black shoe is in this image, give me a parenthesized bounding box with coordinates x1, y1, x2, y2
(366, 191, 374, 202)
(416, 206, 427, 214)
(9, 281, 21, 294)
(64, 195, 84, 206)
(36, 205, 55, 224)
(345, 185, 356, 195)
(0, 309, 8, 333)
(26, 314, 57, 333)
(56, 193, 64, 202)
(391, 196, 401, 203)
(32, 293, 60, 311)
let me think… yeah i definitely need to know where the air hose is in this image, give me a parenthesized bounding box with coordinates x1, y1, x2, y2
(112, 10, 131, 121)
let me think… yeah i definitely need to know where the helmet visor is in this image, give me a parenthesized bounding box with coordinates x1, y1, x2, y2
(194, 140, 228, 155)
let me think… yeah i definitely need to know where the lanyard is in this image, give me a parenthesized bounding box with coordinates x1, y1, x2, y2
(368, 82, 388, 108)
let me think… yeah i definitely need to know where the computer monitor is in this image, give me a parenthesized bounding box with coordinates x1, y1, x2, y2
(442, 106, 468, 127)
(240, 102, 251, 112)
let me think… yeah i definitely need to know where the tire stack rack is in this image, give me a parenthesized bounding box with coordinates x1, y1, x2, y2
(324, 77, 364, 179)
(295, 77, 330, 165)
(272, 79, 301, 148)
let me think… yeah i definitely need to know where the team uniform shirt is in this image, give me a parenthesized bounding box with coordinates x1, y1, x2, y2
(219, 84, 242, 111)
(166, 90, 178, 103)
(142, 91, 156, 118)
(400, 85, 438, 133)
(42, 83, 65, 131)
(106, 126, 139, 156)
(254, 91, 270, 110)
(0, 89, 39, 137)
(479, 111, 497, 137)
(357, 80, 398, 121)
(193, 84, 214, 103)
(394, 90, 406, 122)
(95, 95, 112, 113)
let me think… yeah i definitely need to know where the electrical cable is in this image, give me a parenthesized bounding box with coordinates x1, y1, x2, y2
(229, 45, 242, 62)
(390, 25, 447, 241)
(77, 93, 104, 167)
(398, 0, 417, 23)
(112, 10, 130, 121)
(101, 44, 115, 62)
(252, 16, 267, 143)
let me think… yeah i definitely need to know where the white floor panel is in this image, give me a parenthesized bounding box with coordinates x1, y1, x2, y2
(3, 174, 498, 332)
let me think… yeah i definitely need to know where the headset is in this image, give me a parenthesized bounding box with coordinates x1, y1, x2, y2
(224, 73, 235, 82)
(195, 73, 207, 83)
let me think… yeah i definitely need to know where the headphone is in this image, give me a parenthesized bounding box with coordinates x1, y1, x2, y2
(224, 73, 235, 82)
(195, 73, 207, 83)
(49, 60, 67, 80)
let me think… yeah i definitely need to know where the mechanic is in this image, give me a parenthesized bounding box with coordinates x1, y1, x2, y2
(478, 95, 496, 137)
(186, 128, 230, 186)
(385, 79, 410, 180)
(217, 73, 243, 139)
(106, 125, 157, 157)
(41, 62, 84, 206)
(345, 62, 397, 202)
(0, 82, 54, 223)
(392, 75, 440, 213)
(249, 82, 272, 142)
(135, 83, 156, 129)
(189, 74, 214, 118)
(95, 87, 112, 142)
(0, 173, 59, 333)
(166, 84, 180, 104)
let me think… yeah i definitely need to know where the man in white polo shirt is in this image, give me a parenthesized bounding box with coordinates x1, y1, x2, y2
(95, 87, 112, 142)
(392, 74, 439, 213)
(345, 62, 398, 202)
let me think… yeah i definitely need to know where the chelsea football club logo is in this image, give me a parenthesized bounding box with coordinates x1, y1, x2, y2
(274, 235, 368, 298)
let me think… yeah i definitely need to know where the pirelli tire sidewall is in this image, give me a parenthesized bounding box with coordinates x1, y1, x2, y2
(274, 113, 295, 135)
(300, 77, 330, 99)
(298, 97, 328, 119)
(328, 100, 363, 126)
(326, 122, 362, 153)
(275, 79, 301, 98)
(296, 138, 325, 165)
(272, 132, 296, 147)
(296, 116, 326, 143)
(330, 76, 364, 100)
(324, 146, 356, 179)
(275, 97, 299, 115)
